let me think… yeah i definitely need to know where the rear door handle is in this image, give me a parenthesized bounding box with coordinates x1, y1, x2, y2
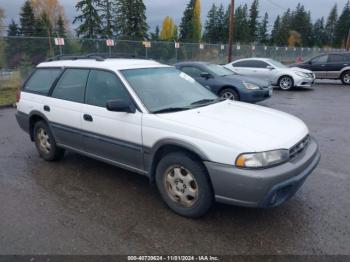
(83, 114, 93, 122)
(43, 105, 50, 112)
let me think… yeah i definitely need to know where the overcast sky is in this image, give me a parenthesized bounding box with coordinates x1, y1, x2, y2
(1, 0, 349, 32)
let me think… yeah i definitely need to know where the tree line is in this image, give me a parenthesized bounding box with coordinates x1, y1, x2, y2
(2, 0, 350, 48)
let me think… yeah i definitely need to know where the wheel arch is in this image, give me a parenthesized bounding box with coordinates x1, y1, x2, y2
(278, 74, 295, 88)
(147, 139, 210, 183)
(28, 111, 50, 141)
(218, 85, 240, 99)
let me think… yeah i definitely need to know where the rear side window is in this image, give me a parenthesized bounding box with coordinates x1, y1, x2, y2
(233, 60, 268, 68)
(85, 70, 130, 108)
(24, 68, 61, 95)
(51, 69, 90, 103)
(232, 61, 250, 67)
(328, 54, 347, 63)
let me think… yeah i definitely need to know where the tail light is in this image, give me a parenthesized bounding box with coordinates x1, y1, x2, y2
(16, 90, 21, 103)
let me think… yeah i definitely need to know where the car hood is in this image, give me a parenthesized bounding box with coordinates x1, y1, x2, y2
(223, 74, 271, 87)
(289, 66, 313, 73)
(157, 101, 308, 152)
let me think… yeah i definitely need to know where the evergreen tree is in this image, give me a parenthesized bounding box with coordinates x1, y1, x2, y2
(277, 8, 292, 46)
(55, 15, 66, 38)
(290, 4, 312, 46)
(116, 0, 149, 40)
(98, 0, 118, 37)
(325, 4, 338, 46)
(7, 20, 20, 36)
(234, 4, 250, 43)
(270, 15, 281, 45)
(248, 0, 259, 42)
(0, 8, 4, 68)
(203, 4, 218, 43)
(0, 8, 4, 36)
(217, 4, 227, 43)
(312, 18, 327, 47)
(334, 1, 350, 47)
(179, 0, 195, 41)
(20, 1, 36, 36)
(73, 0, 101, 39)
(258, 12, 269, 44)
(150, 26, 160, 41)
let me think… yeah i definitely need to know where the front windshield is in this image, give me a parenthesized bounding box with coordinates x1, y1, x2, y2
(267, 59, 288, 68)
(206, 64, 235, 76)
(121, 67, 218, 113)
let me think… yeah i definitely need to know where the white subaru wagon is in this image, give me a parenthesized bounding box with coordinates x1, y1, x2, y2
(16, 57, 321, 218)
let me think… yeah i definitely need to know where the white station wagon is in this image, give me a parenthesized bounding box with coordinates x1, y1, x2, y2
(16, 57, 321, 217)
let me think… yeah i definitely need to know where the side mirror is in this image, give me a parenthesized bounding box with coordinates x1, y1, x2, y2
(106, 99, 136, 113)
(266, 65, 275, 70)
(200, 72, 213, 79)
(308, 60, 312, 65)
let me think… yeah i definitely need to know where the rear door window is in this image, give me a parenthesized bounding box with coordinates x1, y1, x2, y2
(312, 55, 328, 64)
(51, 69, 90, 103)
(24, 68, 61, 95)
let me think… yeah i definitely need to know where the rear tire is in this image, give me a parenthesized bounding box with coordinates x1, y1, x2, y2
(155, 152, 214, 218)
(341, 71, 350, 85)
(219, 88, 239, 101)
(33, 121, 65, 161)
(278, 76, 294, 90)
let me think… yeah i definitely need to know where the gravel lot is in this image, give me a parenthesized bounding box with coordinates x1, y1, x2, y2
(0, 81, 349, 255)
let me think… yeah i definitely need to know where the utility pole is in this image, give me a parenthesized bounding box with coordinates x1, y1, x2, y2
(227, 0, 235, 63)
(346, 26, 350, 51)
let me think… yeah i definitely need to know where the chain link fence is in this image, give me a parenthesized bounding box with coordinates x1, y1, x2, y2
(0, 36, 346, 81)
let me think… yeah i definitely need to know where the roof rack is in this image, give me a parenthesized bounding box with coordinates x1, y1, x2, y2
(46, 53, 142, 62)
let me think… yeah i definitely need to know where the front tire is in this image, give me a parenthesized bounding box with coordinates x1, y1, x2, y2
(155, 152, 214, 218)
(341, 71, 350, 85)
(278, 76, 294, 90)
(34, 121, 65, 161)
(219, 88, 239, 101)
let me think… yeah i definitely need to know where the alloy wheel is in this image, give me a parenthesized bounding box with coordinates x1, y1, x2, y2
(279, 77, 293, 90)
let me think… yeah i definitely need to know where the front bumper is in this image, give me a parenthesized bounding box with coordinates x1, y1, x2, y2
(294, 76, 316, 87)
(204, 137, 320, 208)
(240, 87, 273, 103)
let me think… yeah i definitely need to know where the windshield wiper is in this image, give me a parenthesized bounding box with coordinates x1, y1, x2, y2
(152, 107, 191, 114)
(191, 98, 224, 107)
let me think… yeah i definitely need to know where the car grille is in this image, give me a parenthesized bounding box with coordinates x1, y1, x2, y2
(289, 135, 310, 160)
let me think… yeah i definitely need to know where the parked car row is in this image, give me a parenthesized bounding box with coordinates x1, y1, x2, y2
(15, 56, 321, 217)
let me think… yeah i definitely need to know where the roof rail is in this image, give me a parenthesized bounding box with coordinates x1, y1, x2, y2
(46, 53, 143, 62)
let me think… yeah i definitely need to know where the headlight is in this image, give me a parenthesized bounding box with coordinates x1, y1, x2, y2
(295, 72, 308, 78)
(243, 81, 261, 90)
(235, 149, 289, 168)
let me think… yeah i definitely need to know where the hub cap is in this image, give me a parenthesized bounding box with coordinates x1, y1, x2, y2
(163, 166, 198, 207)
(343, 73, 350, 84)
(37, 128, 51, 154)
(280, 77, 292, 90)
(221, 91, 236, 100)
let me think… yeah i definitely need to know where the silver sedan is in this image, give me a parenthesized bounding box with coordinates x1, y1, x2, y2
(224, 58, 315, 90)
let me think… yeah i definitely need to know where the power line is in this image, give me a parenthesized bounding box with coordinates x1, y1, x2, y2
(265, 0, 287, 11)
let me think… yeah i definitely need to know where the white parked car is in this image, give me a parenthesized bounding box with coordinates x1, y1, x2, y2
(16, 57, 320, 217)
(224, 58, 316, 90)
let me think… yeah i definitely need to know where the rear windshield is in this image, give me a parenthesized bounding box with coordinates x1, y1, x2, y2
(24, 68, 62, 95)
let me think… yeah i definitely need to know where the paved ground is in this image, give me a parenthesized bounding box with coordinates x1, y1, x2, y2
(0, 82, 349, 255)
